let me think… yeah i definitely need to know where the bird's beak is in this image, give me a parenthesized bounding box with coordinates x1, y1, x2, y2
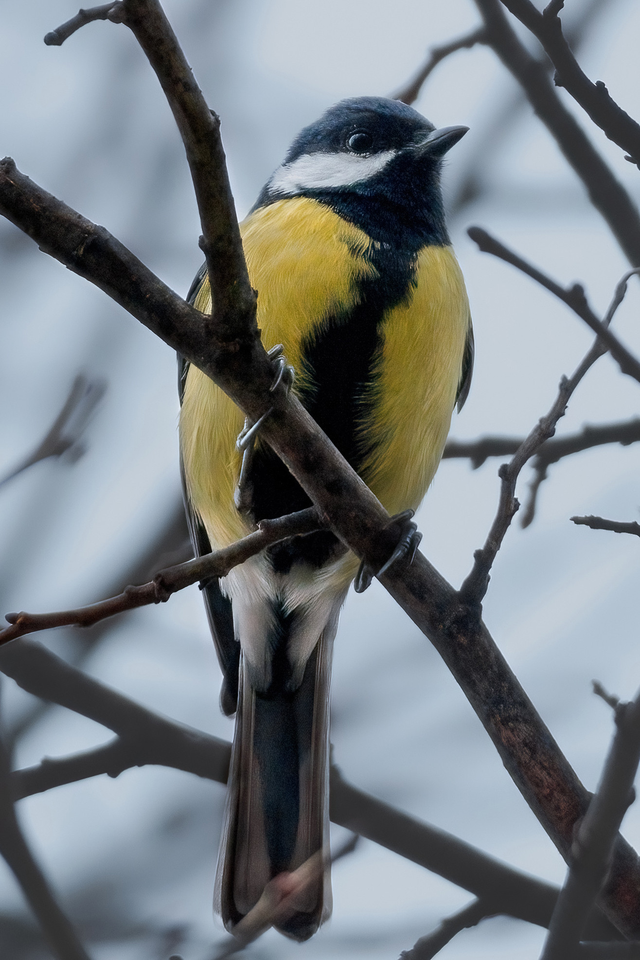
(417, 125, 469, 158)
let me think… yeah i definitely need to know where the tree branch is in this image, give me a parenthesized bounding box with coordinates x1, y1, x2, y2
(0, 374, 105, 488)
(444, 418, 640, 469)
(499, 0, 640, 167)
(449, 411, 640, 530)
(120, 0, 256, 339)
(0, 730, 92, 960)
(399, 899, 489, 960)
(468, 226, 640, 383)
(541, 690, 640, 958)
(0, 507, 320, 644)
(571, 516, 640, 538)
(44, 3, 125, 47)
(458, 334, 603, 603)
(473, 0, 640, 266)
(393, 27, 487, 105)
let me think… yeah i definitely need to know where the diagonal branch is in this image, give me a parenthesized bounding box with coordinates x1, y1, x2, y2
(499, 0, 640, 166)
(468, 226, 640, 383)
(473, 0, 640, 266)
(541, 690, 640, 958)
(458, 320, 611, 603)
(399, 899, 489, 960)
(393, 27, 487, 105)
(0, 507, 320, 645)
(0, 730, 92, 960)
(0, 374, 106, 488)
(117, 0, 256, 339)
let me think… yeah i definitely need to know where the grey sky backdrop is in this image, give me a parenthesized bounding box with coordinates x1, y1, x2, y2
(1, 1, 640, 957)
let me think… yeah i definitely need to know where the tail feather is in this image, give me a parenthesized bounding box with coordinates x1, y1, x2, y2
(216, 630, 333, 941)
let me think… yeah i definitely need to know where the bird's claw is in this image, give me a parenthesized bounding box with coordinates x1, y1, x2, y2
(234, 346, 295, 512)
(354, 510, 422, 593)
(267, 344, 295, 395)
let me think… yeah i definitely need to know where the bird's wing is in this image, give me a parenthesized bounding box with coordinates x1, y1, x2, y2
(178, 271, 240, 716)
(456, 316, 474, 412)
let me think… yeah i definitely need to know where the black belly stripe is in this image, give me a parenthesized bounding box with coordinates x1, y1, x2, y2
(248, 240, 419, 572)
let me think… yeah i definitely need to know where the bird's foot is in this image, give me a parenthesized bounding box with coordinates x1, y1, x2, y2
(234, 345, 295, 512)
(354, 509, 422, 593)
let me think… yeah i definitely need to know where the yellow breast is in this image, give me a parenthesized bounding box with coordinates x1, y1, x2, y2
(180, 196, 469, 550)
(358, 243, 469, 515)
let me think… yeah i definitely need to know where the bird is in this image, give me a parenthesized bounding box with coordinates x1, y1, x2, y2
(179, 96, 473, 942)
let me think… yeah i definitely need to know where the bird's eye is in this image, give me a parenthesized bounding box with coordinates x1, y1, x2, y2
(347, 131, 374, 153)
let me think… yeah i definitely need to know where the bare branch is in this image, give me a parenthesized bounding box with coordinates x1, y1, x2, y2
(468, 227, 640, 383)
(500, 0, 640, 166)
(594, 682, 621, 712)
(393, 28, 486, 105)
(444, 418, 640, 470)
(0, 374, 106, 488)
(0, 730, 92, 960)
(571, 516, 640, 538)
(5, 497, 190, 749)
(472, 0, 640, 266)
(0, 507, 320, 645)
(459, 364, 583, 603)
(541, 690, 640, 959)
(399, 899, 489, 960)
(44, 3, 124, 46)
(458, 256, 640, 590)
(118, 0, 256, 339)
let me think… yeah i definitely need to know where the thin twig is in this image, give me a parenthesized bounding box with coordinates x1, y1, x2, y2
(444, 418, 640, 469)
(119, 0, 256, 340)
(571, 516, 640, 538)
(458, 257, 639, 597)
(393, 28, 486, 105)
(0, 507, 320, 645)
(466, 231, 640, 527)
(541, 689, 640, 958)
(4, 498, 190, 749)
(0, 374, 106, 488)
(399, 899, 490, 960)
(593, 682, 621, 712)
(0, 729, 92, 960)
(500, 0, 640, 166)
(473, 0, 640, 266)
(468, 227, 640, 383)
(44, 2, 124, 46)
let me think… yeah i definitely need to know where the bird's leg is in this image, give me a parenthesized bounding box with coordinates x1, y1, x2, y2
(235, 345, 295, 513)
(354, 509, 422, 593)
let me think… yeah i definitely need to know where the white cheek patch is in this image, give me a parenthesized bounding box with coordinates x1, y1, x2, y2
(268, 149, 397, 194)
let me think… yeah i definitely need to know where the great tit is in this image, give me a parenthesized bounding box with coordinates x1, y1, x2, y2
(179, 96, 472, 941)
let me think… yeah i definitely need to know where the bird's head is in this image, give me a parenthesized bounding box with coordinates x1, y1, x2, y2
(256, 97, 468, 246)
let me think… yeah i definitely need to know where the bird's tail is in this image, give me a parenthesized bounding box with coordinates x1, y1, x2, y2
(215, 629, 333, 942)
